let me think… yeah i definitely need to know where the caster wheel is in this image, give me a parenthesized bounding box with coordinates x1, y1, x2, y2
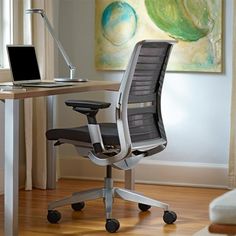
(163, 210, 177, 224)
(71, 201, 85, 211)
(105, 218, 120, 233)
(138, 203, 151, 211)
(47, 210, 61, 224)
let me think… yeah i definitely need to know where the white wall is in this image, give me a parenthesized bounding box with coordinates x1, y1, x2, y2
(0, 102, 4, 193)
(0, 0, 230, 193)
(55, 0, 233, 187)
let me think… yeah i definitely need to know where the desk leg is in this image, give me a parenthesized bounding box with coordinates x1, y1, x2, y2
(125, 169, 135, 190)
(46, 96, 56, 189)
(4, 99, 19, 236)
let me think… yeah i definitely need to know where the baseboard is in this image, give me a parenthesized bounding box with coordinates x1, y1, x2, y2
(59, 157, 228, 188)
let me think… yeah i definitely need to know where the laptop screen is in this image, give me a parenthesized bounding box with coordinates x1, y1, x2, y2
(7, 45, 41, 83)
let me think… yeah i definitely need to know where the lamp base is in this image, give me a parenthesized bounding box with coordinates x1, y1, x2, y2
(54, 78, 88, 82)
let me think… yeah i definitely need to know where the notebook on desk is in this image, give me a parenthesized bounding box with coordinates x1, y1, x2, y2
(6, 45, 72, 88)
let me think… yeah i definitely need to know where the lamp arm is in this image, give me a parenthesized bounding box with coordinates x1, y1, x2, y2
(40, 11, 77, 79)
(27, 9, 77, 79)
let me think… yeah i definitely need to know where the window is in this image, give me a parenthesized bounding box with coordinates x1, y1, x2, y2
(0, 0, 12, 69)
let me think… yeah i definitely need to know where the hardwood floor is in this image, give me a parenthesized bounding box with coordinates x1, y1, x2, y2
(0, 179, 227, 235)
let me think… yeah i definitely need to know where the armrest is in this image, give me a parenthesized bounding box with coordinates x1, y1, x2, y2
(65, 99, 111, 124)
(65, 100, 111, 110)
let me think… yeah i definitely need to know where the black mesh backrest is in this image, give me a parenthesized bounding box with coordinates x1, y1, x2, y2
(127, 41, 172, 144)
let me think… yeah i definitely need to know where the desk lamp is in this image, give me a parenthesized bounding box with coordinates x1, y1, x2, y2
(26, 8, 86, 82)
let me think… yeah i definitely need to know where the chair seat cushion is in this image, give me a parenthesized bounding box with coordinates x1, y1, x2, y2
(46, 123, 119, 146)
(209, 189, 236, 225)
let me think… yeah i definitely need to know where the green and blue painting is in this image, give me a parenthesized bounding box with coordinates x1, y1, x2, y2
(95, 0, 222, 72)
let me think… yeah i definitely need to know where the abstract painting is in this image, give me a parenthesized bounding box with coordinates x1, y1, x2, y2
(95, 0, 222, 72)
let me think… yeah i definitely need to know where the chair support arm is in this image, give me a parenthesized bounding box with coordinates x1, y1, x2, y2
(88, 145, 132, 166)
(65, 99, 112, 152)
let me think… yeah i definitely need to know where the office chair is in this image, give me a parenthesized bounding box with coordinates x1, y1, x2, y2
(46, 40, 177, 233)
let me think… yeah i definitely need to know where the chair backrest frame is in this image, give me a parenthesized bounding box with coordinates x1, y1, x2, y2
(115, 40, 175, 157)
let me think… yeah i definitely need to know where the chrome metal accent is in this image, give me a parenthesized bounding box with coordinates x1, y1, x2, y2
(26, 9, 86, 82)
(88, 144, 132, 166)
(132, 138, 167, 151)
(48, 177, 169, 217)
(112, 153, 144, 170)
(88, 124, 105, 150)
(115, 188, 169, 211)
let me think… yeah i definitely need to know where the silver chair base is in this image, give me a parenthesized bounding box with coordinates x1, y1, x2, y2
(48, 177, 169, 220)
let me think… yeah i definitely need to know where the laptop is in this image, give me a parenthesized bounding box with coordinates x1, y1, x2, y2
(6, 45, 72, 88)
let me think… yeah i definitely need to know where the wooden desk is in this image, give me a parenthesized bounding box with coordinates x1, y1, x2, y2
(0, 80, 119, 99)
(0, 80, 119, 236)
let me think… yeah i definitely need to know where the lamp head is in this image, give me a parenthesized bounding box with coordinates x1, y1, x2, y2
(26, 9, 45, 16)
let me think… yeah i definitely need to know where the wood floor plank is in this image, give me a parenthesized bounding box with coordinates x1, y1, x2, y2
(0, 179, 227, 235)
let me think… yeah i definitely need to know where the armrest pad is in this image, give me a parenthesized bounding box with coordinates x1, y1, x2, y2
(65, 100, 111, 110)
